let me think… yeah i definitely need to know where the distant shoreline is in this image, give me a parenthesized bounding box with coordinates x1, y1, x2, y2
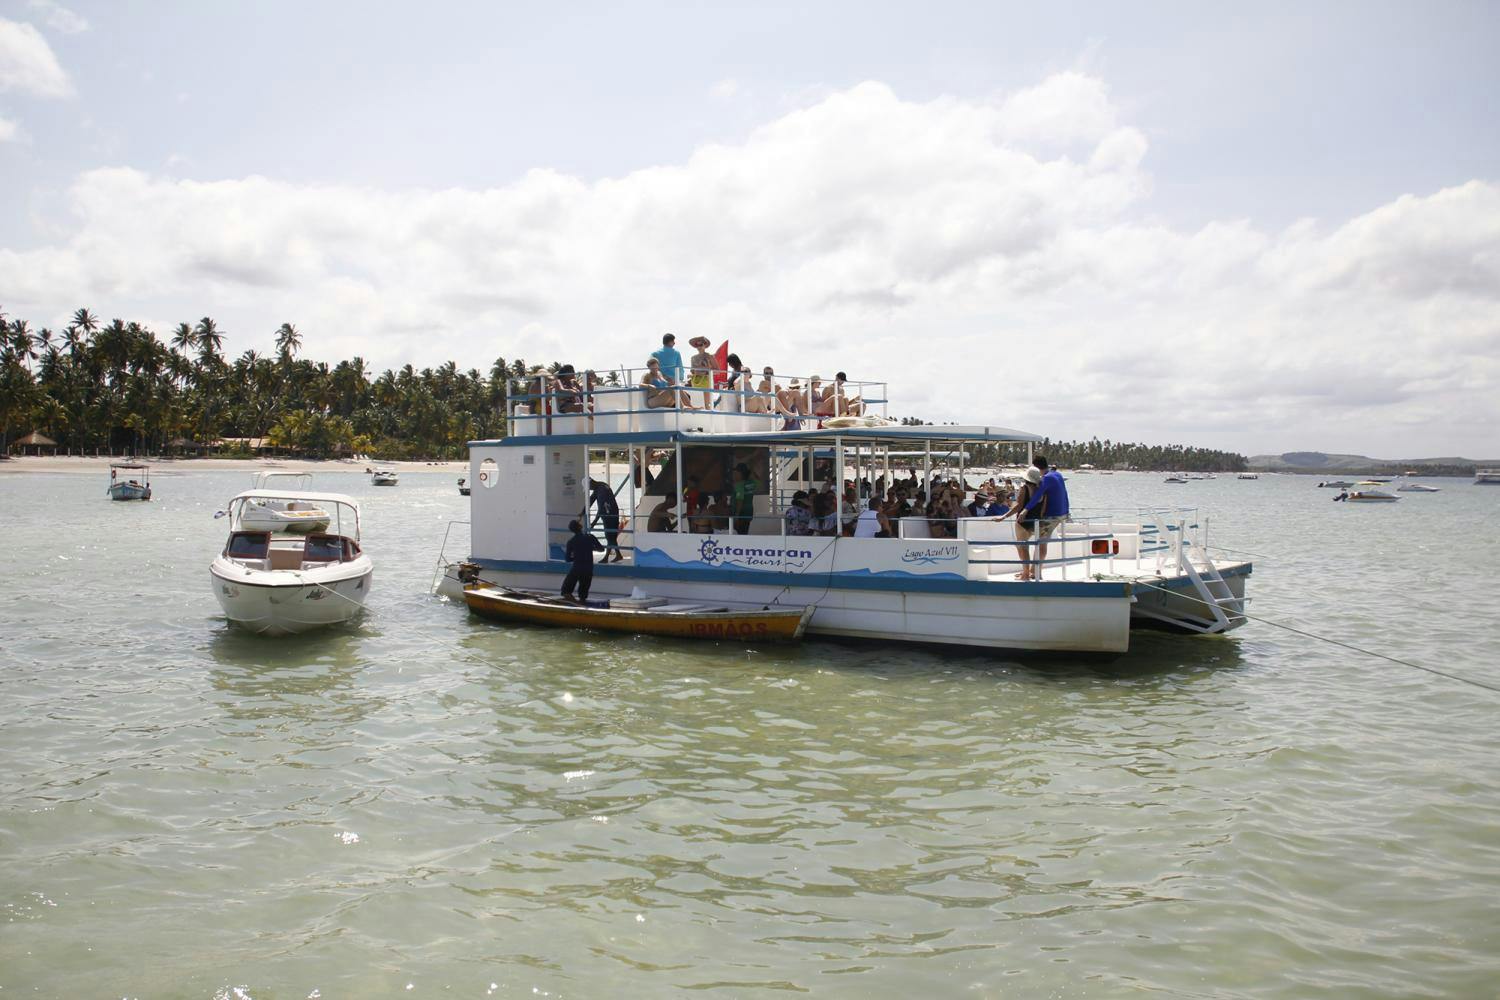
(0, 455, 467, 476)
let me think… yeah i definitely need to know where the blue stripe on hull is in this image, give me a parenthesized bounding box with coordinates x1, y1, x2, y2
(468, 557, 1132, 598)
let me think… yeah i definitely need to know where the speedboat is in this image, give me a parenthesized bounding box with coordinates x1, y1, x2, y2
(211, 488, 372, 635)
(1164, 475, 1188, 483)
(237, 471, 331, 533)
(371, 469, 399, 486)
(1318, 480, 1355, 488)
(1346, 484, 1400, 502)
(108, 463, 152, 501)
(1396, 483, 1441, 493)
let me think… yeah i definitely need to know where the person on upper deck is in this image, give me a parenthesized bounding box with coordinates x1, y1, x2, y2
(687, 336, 716, 408)
(1020, 456, 1070, 524)
(816, 372, 864, 417)
(641, 358, 696, 409)
(651, 333, 683, 382)
(554, 365, 584, 413)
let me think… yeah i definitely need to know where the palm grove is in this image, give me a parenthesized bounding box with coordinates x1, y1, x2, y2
(3, 308, 1246, 470)
(0, 309, 520, 459)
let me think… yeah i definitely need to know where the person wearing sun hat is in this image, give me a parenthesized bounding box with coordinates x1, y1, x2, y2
(687, 336, 715, 406)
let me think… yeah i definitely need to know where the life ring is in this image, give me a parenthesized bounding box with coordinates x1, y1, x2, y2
(478, 472, 489, 482)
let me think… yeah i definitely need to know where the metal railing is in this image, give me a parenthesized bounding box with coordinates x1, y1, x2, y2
(504, 366, 889, 438)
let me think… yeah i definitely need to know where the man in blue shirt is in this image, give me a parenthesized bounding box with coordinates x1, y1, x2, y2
(1019, 455, 1070, 576)
(651, 333, 683, 382)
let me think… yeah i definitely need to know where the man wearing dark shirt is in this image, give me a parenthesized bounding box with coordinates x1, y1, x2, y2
(588, 478, 622, 562)
(562, 519, 605, 601)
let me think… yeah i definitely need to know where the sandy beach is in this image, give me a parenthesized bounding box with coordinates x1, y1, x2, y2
(0, 455, 467, 476)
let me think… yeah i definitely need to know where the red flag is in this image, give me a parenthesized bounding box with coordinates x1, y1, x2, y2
(712, 340, 730, 387)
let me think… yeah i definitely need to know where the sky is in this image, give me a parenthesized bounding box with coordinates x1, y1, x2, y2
(1, 0, 1497, 458)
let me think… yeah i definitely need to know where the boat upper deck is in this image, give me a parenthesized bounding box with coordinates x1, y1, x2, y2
(485, 365, 1044, 447)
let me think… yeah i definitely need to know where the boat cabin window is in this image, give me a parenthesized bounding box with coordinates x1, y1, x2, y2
(226, 531, 271, 560)
(645, 445, 769, 497)
(304, 534, 350, 563)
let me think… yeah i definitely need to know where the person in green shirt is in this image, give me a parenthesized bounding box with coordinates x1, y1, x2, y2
(731, 462, 759, 535)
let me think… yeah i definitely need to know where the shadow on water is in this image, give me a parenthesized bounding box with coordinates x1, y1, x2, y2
(201, 623, 378, 722)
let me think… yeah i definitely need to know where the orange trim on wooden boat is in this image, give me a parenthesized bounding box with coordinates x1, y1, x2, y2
(464, 586, 813, 641)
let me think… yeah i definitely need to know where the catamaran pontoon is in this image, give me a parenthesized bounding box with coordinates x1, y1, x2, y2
(436, 366, 1252, 653)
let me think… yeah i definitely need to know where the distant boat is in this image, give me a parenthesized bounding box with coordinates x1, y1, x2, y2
(108, 463, 152, 501)
(464, 585, 813, 642)
(1346, 486, 1400, 503)
(1318, 480, 1355, 488)
(371, 469, 399, 486)
(239, 471, 331, 533)
(1237, 473, 1259, 480)
(1476, 468, 1500, 485)
(1396, 483, 1441, 493)
(1164, 475, 1188, 484)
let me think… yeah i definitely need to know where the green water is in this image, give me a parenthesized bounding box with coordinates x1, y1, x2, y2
(2, 469, 1498, 998)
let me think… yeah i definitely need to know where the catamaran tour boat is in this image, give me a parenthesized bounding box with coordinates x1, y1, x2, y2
(435, 367, 1254, 652)
(434, 365, 1252, 654)
(237, 471, 332, 533)
(371, 469, 399, 486)
(108, 463, 152, 501)
(1476, 468, 1500, 485)
(211, 487, 371, 635)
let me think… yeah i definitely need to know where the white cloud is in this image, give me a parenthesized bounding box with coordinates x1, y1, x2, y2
(710, 78, 739, 100)
(0, 74, 1496, 456)
(27, 0, 89, 35)
(0, 113, 18, 141)
(0, 17, 71, 97)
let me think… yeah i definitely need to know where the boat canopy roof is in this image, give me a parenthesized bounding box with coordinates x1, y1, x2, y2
(473, 423, 1042, 449)
(230, 489, 361, 508)
(111, 462, 149, 469)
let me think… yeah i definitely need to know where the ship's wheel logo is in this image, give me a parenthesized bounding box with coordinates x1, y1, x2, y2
(699, 538, 722, 564)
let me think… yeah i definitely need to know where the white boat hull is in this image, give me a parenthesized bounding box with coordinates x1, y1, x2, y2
(440, 565, 1135, 653)
(211, 559, 372, 636)
(238, 505, 331, 534)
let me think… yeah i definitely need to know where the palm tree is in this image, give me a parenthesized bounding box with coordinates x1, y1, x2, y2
(170, 322, 197, 354)
(274, 322, 302, 360)
(194, 317, 224, 363)
(72, 308, 98, 335)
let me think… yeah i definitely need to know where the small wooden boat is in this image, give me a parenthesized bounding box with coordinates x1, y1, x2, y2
(108, 462, 152, 500)
(464, 585, 814, 641)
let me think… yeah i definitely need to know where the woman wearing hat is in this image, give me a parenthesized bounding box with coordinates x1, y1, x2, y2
(687, 336, 715, 407)
(993, 466, 1044, 580)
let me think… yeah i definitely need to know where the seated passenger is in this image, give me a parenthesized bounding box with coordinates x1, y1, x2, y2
(854, 496, 891, 538)
(785, 491, 813, 536)
(648, 493, 678, 533)
(811, 492, 839, 536)
(747, 368, 776, 414)
(640, 358, 696, 409)
(554, 364, 584, 413)
(707, 493, 731, 532)
(689, 494, 717, 534)
(816, 371, 864, 417)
